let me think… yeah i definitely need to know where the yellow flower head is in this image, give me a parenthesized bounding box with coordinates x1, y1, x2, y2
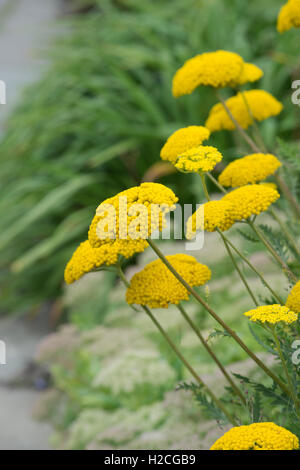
(219, 153, 281, 188)
(126, 254, 211, 308)
(172, 50, 263, 97)
(175, 145, 223, 173)
(205, 90, 283, 132)
(64, 239, 147, 284)
(238, 63, 264, 86)
(88, 183, 178, 248)
(286, 280, 300, 313)
(244, 304, 298, 324)
(186, 200, 236, 238)
(210, 422, 299, 450)
(160, 126, 210, 164)
(277, 0, 300, 33)
(223, 184, 280, 220)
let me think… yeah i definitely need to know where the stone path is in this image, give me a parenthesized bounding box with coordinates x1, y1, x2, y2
(0, 0, 60, 450)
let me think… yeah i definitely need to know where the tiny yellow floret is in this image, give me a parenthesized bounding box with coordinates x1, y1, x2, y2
(175, 145, 223, 173)
(205, 90, 283, 132)
(277, 0, 300, 33)
(244, 304, 298, 324)
(210, 422, 299, 450)
(126, 254, 211, 308)
(219, 153, 281, 187)
(286, 280, 300, 313)
(160, 126, 210, 164)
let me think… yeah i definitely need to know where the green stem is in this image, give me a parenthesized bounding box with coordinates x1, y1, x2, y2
(269, 325, 300, 420)
(217, 229, 284, 305)
(117, 265, 237, 425)
(248, 219, 297, 283)
(219, 231, 259, 306)
(177, 303, 246, 405)
(146, 238, 293, 400)
(207, 172, 227, 195)
(270, 207, 300, 259)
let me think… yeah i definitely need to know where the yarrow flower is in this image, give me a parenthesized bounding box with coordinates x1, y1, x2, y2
(88, 183, 178, 248)
(186, 200, 236, 238)
(126, 254, 211, 308)
(218, 153, 281, 187)
(205, 90, 283, 132)
(210, 422, 299, 450)
(160, 126, 210, 164)
(238, 63, 264, 86)
(286, 280, 300, 313)
(277, 0, 300, 33)
(64, 240, 146, 284)
(244, 304, 298, 325)
(175, 145, 223, 173)
(223, 184, 280, 220)
(172, 50, 263, 97)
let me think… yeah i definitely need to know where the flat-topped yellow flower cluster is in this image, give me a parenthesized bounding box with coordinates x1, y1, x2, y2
(277, 0, 300, 33)
(88, 182, 178, 247)
(64, 183, 178, 284)
(160, 126, 210, 164)
(219, 153, 281, 187)
(244, 304, 298, 324)
(175, 145, 223, 174)
(211, 423, 299, 450)
(205, 90, 283, 132)
(172, 50, 263, 97)
(126, 254, 211, 308)
(186, 184, 280, 237)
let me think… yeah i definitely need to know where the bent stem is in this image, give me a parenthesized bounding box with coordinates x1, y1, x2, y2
(200, 173, 259, 306)
(269, 325, 300, 421)
(270, 207, 300, 260)
(117, 265, 237, 425)
(177, 303, 246, 405)
(146, 238, 294, 401)
(248, 219, 297, 283)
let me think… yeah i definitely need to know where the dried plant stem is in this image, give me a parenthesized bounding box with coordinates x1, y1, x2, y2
(177, 303, 246, 405)
(117, 264, 238, 425)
